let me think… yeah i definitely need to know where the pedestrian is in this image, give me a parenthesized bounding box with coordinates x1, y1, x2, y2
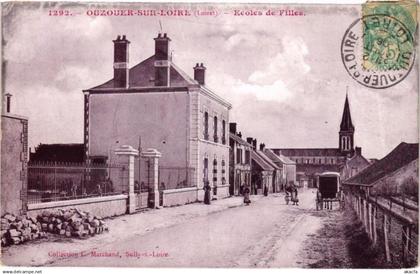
(292, 187, 299, 206)
(203, 183, 211, 205)
(243, 187, 251, 205)
(263, 184, 268, 196)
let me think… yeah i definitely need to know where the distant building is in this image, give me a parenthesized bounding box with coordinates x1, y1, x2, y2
(84, 34, 232, 204)
(229, 123, 252, 196)
(1, 94, 28, 215)
(257, 143, 282, 193)
(250, 148, 274, 195)
(30, 143, 84, 163)
(271, 94, 368, 187)
(244, 138, 279, 195)
(342, 142, 419, 197)
(341, 147, 370, 181)
(262, 148, 296, 189)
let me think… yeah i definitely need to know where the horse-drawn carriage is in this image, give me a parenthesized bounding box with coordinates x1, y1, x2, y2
(316, 172, 343, 210)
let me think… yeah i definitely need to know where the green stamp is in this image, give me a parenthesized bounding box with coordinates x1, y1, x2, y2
(341, 1, 416, 89)
(362, 0, 416, 71)
(362, 15, 414, 71)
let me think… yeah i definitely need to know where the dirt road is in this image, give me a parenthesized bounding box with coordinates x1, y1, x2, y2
(3, 189, 324, 267)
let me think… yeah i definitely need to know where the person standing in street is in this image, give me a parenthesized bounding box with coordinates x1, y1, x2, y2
(243, 186, 251, 205)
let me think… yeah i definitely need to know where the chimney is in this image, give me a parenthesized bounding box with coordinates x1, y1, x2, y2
(259, 143, 265, 151)
(194, 63, 206, 85)
(154, 33, 171, 86)
(4, 93, 12, 113)
(355, 146, 362, 155)
(246, 137, 253, 145)
(229, 122, 237, 134)
(252, 139, 257, 150)
(113, 35, 130, 88)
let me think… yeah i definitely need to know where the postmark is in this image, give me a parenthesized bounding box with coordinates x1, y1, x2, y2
(341, 14, 415, 89)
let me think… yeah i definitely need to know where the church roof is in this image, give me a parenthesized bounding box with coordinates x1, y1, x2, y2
(343, 142, 419, 186)
(340, 94, 354, 132)
(88, 56, 197, 90)
(271, 148, 343, 157)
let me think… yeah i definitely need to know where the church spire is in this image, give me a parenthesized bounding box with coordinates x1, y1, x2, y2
(340, 93, 354, 132)
(339, 93, 355, 154)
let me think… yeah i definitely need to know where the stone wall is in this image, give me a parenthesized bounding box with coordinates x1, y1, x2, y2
(27, 195, 128, 218)
(1, 114, 28, 215)
(162, 188, 197, 207)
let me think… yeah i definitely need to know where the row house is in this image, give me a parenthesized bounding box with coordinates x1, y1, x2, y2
(343, 142, 418, 198)
(256, 143, 282, 194)
(262, 148, 297, 190)
(228, 123, 252, 196)
(246, 138, 281, 195)
(83, 33, 232, 205)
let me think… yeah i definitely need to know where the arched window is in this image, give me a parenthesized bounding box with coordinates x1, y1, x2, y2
(213, 116, 218, 143)
(204, 112, 209, 140)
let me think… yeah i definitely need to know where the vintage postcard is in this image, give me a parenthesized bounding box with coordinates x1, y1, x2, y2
(0, 0, 418, 270)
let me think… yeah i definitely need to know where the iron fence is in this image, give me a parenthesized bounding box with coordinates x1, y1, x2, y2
(27, 161, 127, 204)
(158, 166, 196, 190)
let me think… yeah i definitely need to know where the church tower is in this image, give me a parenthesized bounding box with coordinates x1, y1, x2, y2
(339, 94, 355, 155)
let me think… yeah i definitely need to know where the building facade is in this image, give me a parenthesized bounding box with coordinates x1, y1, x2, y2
(271, 94, 367, 187)
(262, 148, 296, 190)
(229, 123, 252, 196)
(84, 34, 232, 204)
(257, 143, 282, 194)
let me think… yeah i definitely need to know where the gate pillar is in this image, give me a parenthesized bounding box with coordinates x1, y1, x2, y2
(141, 148, 162, 209)
(115, 145, 139, 214)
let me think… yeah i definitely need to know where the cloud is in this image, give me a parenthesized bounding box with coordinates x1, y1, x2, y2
(249, 36, 310, 85)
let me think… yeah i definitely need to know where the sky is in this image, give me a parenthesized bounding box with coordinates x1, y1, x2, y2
(2, 2, 418, 159)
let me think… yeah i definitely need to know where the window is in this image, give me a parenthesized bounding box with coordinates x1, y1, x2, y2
(245, 150, 251, 164)
(213, 116, 218, 143)
(203, 158, 209, 184)
(342, 136, 350, 151)
(204, 112, 209, 140)
(213, 159, 218, 184)
(236, 148, 242, 164)
(222, 120, 226, 144)
(221, 160, 226, 184)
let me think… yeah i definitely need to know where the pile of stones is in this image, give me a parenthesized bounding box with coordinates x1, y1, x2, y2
(1, 208, 109, 246)
(1, 214, 47, 246)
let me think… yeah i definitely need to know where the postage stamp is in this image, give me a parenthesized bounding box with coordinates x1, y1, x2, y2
(341, 1, 416, 89)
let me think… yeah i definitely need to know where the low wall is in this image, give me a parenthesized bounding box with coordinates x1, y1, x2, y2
(27, 195, 128, 218)
(215, 185, 230, 199)
(162, 187, 197, 207)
